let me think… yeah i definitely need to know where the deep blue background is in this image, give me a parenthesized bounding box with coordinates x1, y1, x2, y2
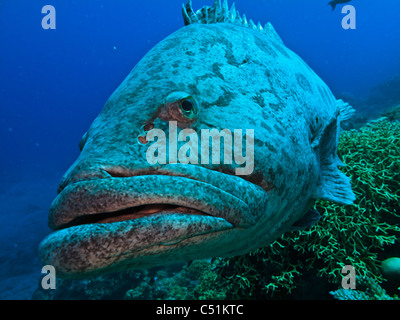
(0, 0, 399, 299)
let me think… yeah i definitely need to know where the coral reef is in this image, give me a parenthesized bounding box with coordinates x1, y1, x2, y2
(381, 105, 400, 122)
(367, 74, 400, 112)
(33, 260, 225, 300)
(124, 260, 227, 300)
(337, 72, 400, 130)
(32, 269, 143, 300)
(330, 276, 398, 300)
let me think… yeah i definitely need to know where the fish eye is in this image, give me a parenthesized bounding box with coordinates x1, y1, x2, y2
(181, 99, 193, 112)
(165, 92, 199, 122)
(179, 98, 197, 119)
(181, 100, 193, 112)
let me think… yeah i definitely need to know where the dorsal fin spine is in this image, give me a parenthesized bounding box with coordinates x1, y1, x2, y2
(182, 0, 283, 43)
(229, 3, 236, 22)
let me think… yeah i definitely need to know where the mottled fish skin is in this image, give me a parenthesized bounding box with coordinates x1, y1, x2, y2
(38, 0, 355, 278)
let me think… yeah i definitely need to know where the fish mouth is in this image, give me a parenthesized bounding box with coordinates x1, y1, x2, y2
(61, 204, 211, 228)
(49, 173, 254, 231)
(39, 169, 263, 277)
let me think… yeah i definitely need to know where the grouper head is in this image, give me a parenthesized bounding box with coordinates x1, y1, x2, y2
(38, 0, 355, 278)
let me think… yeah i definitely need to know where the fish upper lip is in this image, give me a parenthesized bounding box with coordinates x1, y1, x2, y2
(49, 169, 257, 231)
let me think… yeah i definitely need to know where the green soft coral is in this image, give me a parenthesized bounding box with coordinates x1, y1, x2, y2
(203, 119, 400, 299)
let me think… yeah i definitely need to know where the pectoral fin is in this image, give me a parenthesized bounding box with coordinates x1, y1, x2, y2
(313, 100, 356, 205)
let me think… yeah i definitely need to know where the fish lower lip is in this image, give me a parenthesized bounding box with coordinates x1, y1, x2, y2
(49, 175, 255, 230)
(39, 212, 233, 277)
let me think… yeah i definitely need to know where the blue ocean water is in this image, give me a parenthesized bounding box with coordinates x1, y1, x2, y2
(0, 0, 399, 299)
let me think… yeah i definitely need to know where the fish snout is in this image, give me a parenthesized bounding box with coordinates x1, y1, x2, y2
(57, 164, 113, 194)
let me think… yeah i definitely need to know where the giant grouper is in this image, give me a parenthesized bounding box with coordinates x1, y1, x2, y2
(38, 0, 355, 278)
